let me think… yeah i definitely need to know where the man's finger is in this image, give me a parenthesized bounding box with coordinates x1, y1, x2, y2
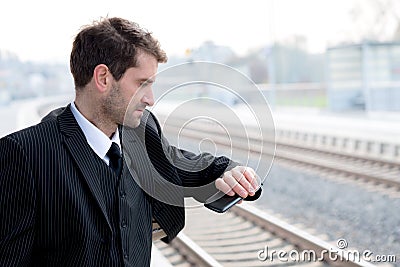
(215, 177, 235, 196)
(223, 174, 249, 198)
(230, 168, 255, 196)
(243, 168, 259, 191)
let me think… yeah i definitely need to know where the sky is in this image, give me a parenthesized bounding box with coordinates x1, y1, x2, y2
(0, 0, 392, 63)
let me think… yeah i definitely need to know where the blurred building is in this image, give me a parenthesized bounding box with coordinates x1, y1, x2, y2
(0, 50, 73, 101)
(186, 41, 235, 63)
(326, 42, 400, 111)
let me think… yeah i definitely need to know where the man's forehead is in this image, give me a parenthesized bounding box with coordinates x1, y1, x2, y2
(121, 65, 156, 84)
(136, 50, 158, 63)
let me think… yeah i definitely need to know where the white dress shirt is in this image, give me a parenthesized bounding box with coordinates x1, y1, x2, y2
(70, 102, 121, 166)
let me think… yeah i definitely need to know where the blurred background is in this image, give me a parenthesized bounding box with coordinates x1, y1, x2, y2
(1, 0, 400, 113)
(1, 0, 399, 265)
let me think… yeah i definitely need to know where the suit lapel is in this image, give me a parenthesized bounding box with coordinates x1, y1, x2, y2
(58, 105, 112, 232)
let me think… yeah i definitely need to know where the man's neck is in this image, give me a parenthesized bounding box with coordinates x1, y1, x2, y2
(74, 96, 117, 138)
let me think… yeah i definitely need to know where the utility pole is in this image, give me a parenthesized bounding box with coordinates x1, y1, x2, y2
(267, 0, 276, 111)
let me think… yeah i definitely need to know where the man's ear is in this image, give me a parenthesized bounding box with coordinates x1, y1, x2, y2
(93, 64, 111, 92)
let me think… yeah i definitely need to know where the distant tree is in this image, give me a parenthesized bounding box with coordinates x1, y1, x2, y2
(348, 0, 400, 42)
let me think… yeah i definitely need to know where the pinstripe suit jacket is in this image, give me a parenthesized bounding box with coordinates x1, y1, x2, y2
(0, 105, 233, 266)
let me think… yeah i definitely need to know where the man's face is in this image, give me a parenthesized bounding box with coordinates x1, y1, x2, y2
(104, 52, 158, 128)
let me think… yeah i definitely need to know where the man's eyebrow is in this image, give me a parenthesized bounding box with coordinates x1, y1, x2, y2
(138, 78, 154, 83)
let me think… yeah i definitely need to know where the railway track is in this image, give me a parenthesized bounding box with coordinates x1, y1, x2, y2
(157, 115, 400, 193)
(154, 203, 375, 266)
(150, 114, 398, 266)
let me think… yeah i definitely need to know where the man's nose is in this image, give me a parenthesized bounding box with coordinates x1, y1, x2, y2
(142, 87, 154, 106)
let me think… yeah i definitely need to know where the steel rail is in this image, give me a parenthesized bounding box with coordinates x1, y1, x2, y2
(161, 118, 400, 190)
(156, 203, 375, 267)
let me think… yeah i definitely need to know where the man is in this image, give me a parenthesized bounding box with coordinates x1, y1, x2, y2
(0, 17, 259, 266)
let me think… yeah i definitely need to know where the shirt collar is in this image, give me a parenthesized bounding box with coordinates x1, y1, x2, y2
(70, 102, 121, 162)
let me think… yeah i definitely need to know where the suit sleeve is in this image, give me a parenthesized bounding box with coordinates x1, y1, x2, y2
(147, 112, 239, 201)
(0, 136, 36, 266)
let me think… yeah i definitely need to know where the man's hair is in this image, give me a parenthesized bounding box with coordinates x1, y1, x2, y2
(70, 17, 167, 89)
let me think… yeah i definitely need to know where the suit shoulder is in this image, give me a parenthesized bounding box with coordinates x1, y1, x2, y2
(41, 107, 66, 122)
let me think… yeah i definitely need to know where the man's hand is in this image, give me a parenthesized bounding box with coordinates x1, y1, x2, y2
(215, 166, 259, 199)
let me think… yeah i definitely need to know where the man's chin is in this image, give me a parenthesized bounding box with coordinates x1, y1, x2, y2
(123, 119, 141, 128)
(122, 115, 142, 128)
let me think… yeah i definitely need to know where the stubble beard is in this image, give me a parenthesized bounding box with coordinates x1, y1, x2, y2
(102, 84, 126, 127)
(104, 83, 142, 129)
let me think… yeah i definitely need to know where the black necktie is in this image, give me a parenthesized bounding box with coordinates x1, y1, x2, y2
(107, 142, 122, 177)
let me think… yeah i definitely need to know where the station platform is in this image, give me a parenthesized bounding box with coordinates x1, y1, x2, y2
(272, 106, 400, 144)
(150, 102, 400, 161)
(149, 100, 400, 143)
(269, 107, 400, 161)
